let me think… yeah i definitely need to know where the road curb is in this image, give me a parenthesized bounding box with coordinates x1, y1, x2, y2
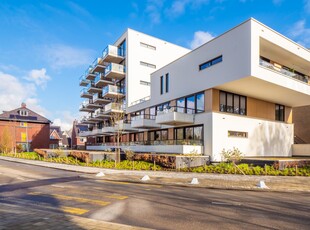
(1, 156, 309, 193)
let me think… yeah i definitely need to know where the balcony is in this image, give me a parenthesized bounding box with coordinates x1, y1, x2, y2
(80, 116, 97, 124)
(156, 106, 195, 125)
(102, 125, 116, 134)
(94, 73, 114, 88)
(94, 108, 110, 119)
(101, 45, 125, 63)
(79, 75, 89, 87)
(85, 67, 96, 81)
(91, 57, 106, 73)
(102, 85, 125, 99)
(80, 128, 104, 137)
(80, 88, 92, 99)
(103, 102, 125, 115)
(79, 101, 94, 112)
(86, 139, 204, 154)
(259, 57, 310, 84)
(93, 93, 111, 105)
(86, 82, 102, 94)
(131, 114, 160, 129)
(115, 120, 138, 132)
(105, 63, 125, 80)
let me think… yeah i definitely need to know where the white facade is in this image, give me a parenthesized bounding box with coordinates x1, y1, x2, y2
(80, 18, 310, 161)
(127, 18, 310, 161)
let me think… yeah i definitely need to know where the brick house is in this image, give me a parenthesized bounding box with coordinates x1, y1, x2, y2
(49, 126, 62, 149)
(71, 120, 92, 149)
(0, 103, 51, 151)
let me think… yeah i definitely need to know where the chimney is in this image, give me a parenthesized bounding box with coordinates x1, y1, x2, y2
(21, 102, 26, 108)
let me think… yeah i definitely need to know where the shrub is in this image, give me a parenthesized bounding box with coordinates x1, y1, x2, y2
(221, 147, 243, 163)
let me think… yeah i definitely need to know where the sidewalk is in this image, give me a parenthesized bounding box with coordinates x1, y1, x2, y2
(1, 156, 309, 193)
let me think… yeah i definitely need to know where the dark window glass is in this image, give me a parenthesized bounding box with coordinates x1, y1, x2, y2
(162, 130, 168, 141)
(186, 95, 195, 114)
(118, 40, 126, 57)
(240, 96, 246, 115)
(196, 92, 204, 113)
(185, 127, 194, 139)
(175, 128, 184, 140)
(220, 91, 246, 115)
(199, 55, 223, 71)
(155, 131, 161, 140)
(150, 107, 155, 116)
(233, 94, 240, 114)
(177, 98, 185, 113)
(193, 126, 202, 140)
(275, 104, 285, 121)
(227, 93, 233, 113)
(149, 132, 155, 141)
(165, 73, 169, 93)
(160, 76, 163, 95)
(220, 91, 226, 112)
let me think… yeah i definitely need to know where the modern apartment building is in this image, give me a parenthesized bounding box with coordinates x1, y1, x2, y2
(79, 18, 310, 161)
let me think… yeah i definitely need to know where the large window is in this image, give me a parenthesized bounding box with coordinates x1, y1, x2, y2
(176, 92, 204, 114)
(275, 104, 285, 121)
(149, 129, 168, 141)
(199, 55, 222, 71)
(177, 98, 185, 113)
(220, 91, 246, 115)
(175, 125, 203, 142)
(118, 40, 126, 57)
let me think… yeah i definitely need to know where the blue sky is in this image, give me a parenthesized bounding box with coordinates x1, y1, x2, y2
(0, 0, 309, 130)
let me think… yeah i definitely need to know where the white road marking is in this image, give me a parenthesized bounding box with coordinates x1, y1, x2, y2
(51, 185, 66, 188)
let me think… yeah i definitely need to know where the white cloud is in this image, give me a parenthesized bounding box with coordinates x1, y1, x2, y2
(166, 0, 209, 18)
(53, 111, 78, 131)
(145, 0, 164, 24)
(0, 71, 42, 113)
(24, 68, 50, 89)
(190, 31, 215, 49)
(289, 20, 310, 47)
(43, 44, 94, 69)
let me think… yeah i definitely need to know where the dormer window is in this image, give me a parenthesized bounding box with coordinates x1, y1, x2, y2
(19, 110, 28, 116)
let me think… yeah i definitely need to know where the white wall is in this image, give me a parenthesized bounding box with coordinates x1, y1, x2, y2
(211, 112, 294, 161)
(149, 19, 252, 107)
(126, 29, 190, 108)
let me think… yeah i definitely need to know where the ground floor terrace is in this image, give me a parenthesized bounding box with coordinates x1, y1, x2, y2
(84, 111, 294, 161)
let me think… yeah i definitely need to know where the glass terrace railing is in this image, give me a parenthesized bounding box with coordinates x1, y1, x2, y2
(102, 85, 121, 95)
(105, 63, 126, 75)
(259, 58, 309, 84)
(102, 45, 125, 58)
(87, 139, 203, 146)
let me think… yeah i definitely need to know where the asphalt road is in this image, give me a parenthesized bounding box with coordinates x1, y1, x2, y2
(0, 159, 309, 230)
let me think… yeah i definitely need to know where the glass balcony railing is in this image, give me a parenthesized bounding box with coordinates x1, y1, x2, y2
(102, 85, 121, 96)
(80, 88, 89, 95)
(94, 73, 102, 84)
(105, 102, 124, 112)
(102, 45, 125, 59)
(105, 63, 126, 75)
(259, 58, 309, 84)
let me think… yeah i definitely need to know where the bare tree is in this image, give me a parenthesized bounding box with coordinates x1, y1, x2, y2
(109, 102, 125, 166)
(0, 126, 13, 154)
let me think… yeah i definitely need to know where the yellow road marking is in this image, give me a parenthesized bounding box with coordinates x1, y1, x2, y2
(96, 180, 162, 188)
(60, 206, 89, 215)
(96, 180, 130, 185)
(106, 194, 128, 200)
(28, 192, 110, 206)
